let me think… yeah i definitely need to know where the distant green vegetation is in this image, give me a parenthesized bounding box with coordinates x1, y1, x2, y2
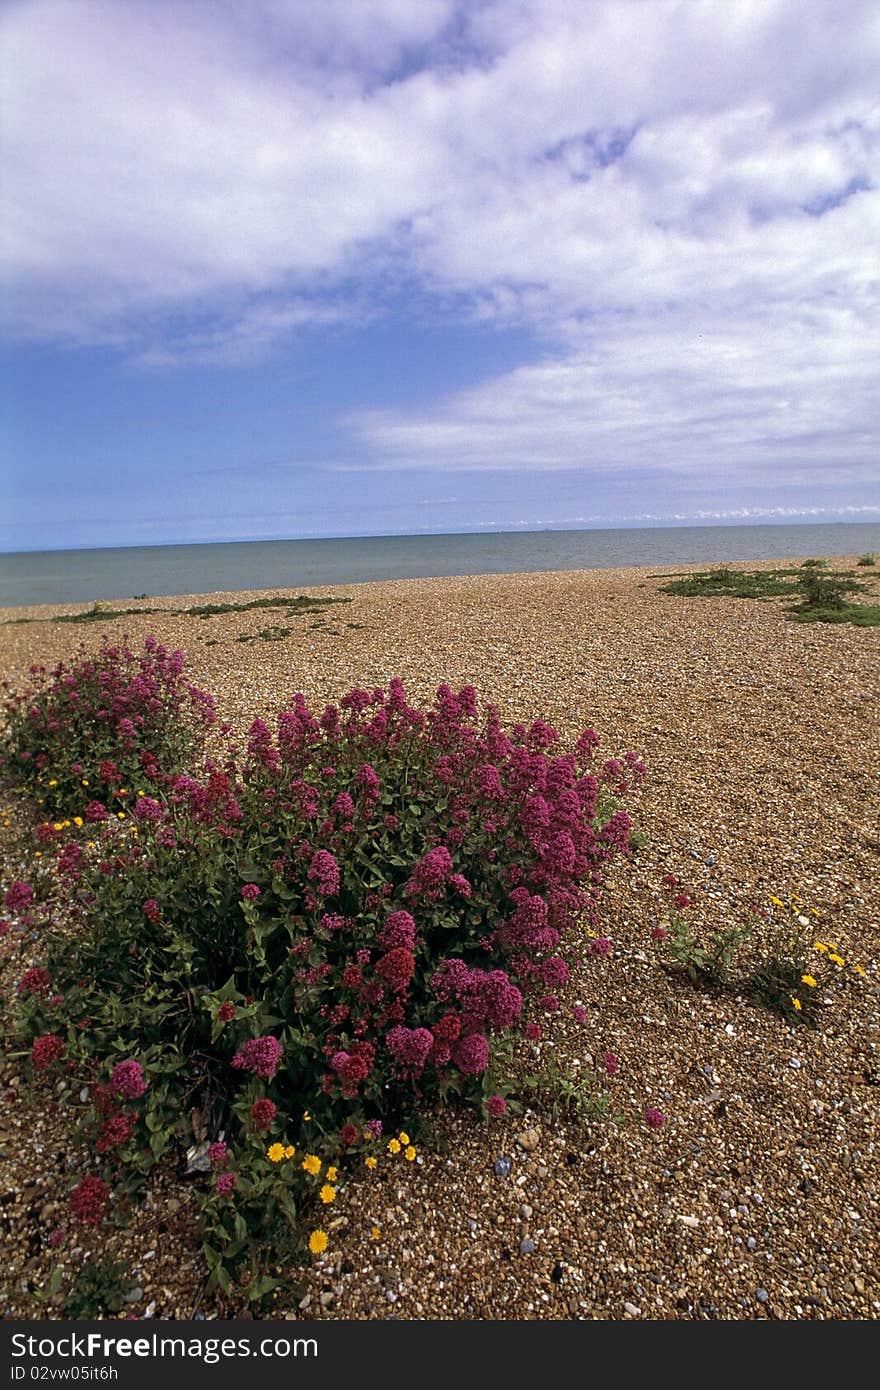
(658, 563, 880, 626)
(2, 593, 352, 628)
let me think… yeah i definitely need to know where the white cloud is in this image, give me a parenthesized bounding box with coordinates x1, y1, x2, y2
(1, 0, 879, 499)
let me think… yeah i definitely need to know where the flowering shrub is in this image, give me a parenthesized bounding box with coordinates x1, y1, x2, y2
(0, 636, 215, 816)
(12, 673, 643, 1300)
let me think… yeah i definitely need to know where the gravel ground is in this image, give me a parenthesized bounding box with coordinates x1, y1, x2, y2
(1, 556, 878, 1322)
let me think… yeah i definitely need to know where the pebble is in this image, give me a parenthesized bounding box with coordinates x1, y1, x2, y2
(624, 1302, 641, 1317)
(516, 1129, 540, 1153)
(519, 1203, 533, 1220)
(519, 1239, 536, 1255)
(123, 1288, 144, 1303)
(756, 1289, 769, 1303)
(493, 1157, 512, 1178)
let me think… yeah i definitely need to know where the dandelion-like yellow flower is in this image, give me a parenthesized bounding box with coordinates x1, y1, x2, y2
(326, 1166, 338, 1182)
(319, 1184, 336, 1204)
(811, 907, 821, 918)
(792, 997, 802, 1012)
(364, 1155, 377, 1170)
(301, 1153, 321, 1175)
(813, 942, 828, 953)
(53, 822, 63, 831)
(137, 790, 145, 796)
(117, 811, 125, 820)
(309, 1230, 328, 1254)
(801, 975, 817, 988)
(48, 779, 58, 787)
(853, 965, 866, 977)
(73, 817, 83, 827)
(387, 1138, 401, 1155)
(398, 1131, 410, 1146)
(404, 1146, 416, 1161)
(267, 1143, 285, 1163)
(770, 895, 784, 908)
(371, 1226, 381, 1240)
(303, 1110, 311, 1121)
(284, 1145, 296, 1159)
(828, 953, 844, 968)
(81, 779, 89, 786)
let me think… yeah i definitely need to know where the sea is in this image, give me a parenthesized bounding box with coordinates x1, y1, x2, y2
(1, 522, 879, 609)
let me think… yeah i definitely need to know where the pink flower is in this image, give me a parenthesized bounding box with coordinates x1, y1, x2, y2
(109, 1059, 148, 1099)
(216, 1171, 237, 1196)
(376, 947, 415, 993)
(68, 1176, 110, 1226)
(451, 1032, 489, 1075)
(385, 1026, 434, 1072)
(250, 1098, 277, 1133)
(570, 1005, 586, 1023)
(208, 1142, 229, 1169)
(141, 899, 160, 922)
(487, 1095, 507, 1117)
(651, 926, 668, 940)
(32, 1034, 65, 1070)
(644, 1107, 665, 1128)
(217, 1002, 236, 1023)
(524, 1023, 542, 1041)
(307, 850, 340, 897)
(18, 966, 52, 996)
(231, 1035, 282, 1080)
(588, 937, 612, 957)
(4, 881, 33, 911)
(601, 1051, 619, 1075)
(672, 893, 691, 910)
(240, 883, 261, 901)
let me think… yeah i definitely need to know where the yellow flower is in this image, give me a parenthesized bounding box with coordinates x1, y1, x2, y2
(813, 942, 828, 953)
(117, 811, 125, 819)
(73, 816, 83, 827)
(309, 1230, 328, 1254)
(801, 975, 817, 988)
(81, 779, 89, 786)
(853, 965, 866, 977)
(371, 1226, 381, 1240)
(792, 997, 802, 1012)
(811, 907, 821, 917)
(828, 953, 844, 968)
(398, 1131, 410, 1146)
(770, 895, 784, 908)
(364, 1155, 377, 1170)
(303, 1110, 311, 1121)
(137, 790, 145, 797)
(404, 1146, 416, 1161)
(319, 1184, 336, 1204)
(284, 1145, 296, 1160)
(267, 1143, 285, 1163)
(326, 1166, 338, 1182)
(119, 788, 128, 795)
(301, 1153, 321, 1176)
(48, 779, 58, 787)
(53, 822, 63, 831)
(387, 1138, 401, 1155)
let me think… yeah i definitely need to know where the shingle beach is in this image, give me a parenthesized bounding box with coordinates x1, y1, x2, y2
(1, 557, 878, 1320)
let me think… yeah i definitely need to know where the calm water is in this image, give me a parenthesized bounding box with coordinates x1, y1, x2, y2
(1, 522, 879, 608)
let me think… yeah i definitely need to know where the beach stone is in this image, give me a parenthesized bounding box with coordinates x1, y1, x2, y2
(516, 1129, 540, 1153)
(519, 1239, 536, 1255)
(493, 1157, 512, 1178)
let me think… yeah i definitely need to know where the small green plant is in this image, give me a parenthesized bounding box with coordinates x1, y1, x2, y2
(796, 569, 853, 610)
(62, 1258, 139, 1317)
(856, 554, 876, 566)
(743, 896, 864, 1028)
(657, 910, 751, 989)
(800, 558, 828, 569)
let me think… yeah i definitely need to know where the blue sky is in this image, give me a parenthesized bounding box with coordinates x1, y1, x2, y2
(1, 0, 878, 552)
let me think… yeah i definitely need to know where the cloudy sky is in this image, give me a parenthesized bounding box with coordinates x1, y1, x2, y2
(1, 0, 878, 551)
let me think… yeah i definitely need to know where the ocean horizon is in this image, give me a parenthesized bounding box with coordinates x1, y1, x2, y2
(1, 520, 879, 608)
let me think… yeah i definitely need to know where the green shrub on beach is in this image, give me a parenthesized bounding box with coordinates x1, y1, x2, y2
(0, 636, 215, 816)
(6, 656, 644, 1305)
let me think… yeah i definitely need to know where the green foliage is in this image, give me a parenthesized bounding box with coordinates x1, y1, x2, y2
(0, 637, 215, 816)
(856, 553, 876, 566)
(658, 911, 751, 989)
(8, 672, 641, 1298)
(62, 1259, 139, 1318)
(658, 564, 878, 625)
